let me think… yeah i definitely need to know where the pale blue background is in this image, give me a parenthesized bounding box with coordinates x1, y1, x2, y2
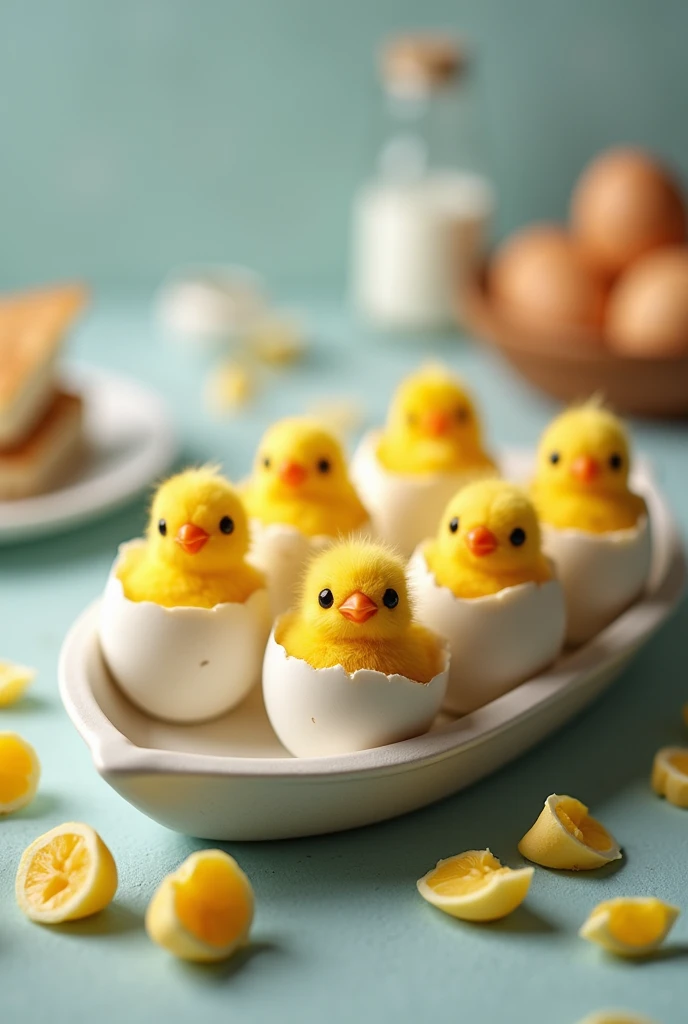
(1, 0, 687, 290)
(1, 305, 687, 1024)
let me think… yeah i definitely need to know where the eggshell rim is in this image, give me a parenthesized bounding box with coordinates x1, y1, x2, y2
(355, 428, 497, 487)
(540, 514, 648, 546)
(410, 542, 561, 607)
(270, 616, 450, 687)
(108, 539, 269, 616)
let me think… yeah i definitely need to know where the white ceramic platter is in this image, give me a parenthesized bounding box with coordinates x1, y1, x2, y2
(0, 364, 176, 544)
(59, 452, 686, 841)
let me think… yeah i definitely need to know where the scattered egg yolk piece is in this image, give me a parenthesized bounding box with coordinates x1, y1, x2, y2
(206, 361, 253, 413)
(0, 661, 35, 707)
(651, 747, 688, 808)
(579, 897, 679, 958)
(576, 1012, 660, 1024)
(518, 794, 621, 870)
(416, 849, 533, 922)
(249, 316, 306, 366)
(146, 850, 254, 962)
(0, 732, 40, 814)
(15, 822, 118, 923)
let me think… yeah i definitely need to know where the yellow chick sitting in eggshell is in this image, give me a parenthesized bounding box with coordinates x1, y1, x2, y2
(409, 480, 566, 715)
(531, 401, 651, 646)
(424, 480, 553, 599)
(278, 539, 443, 682)
(100, 468, 271, 724)
(262, 538, 449, 757)
(531, 401, 647, 534)
(118, 467, 265, 609)
(350, 365, 497, 557)
(377, 366, 496, 476)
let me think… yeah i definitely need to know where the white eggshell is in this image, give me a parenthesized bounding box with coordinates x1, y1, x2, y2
(350, 430, 496, 557)
(98, 541, 271, 723)
(262, 629, 449, 757)
(408, 547, 566, 715)
(541, 516, 651, 646)
(248, 519, 374, 617)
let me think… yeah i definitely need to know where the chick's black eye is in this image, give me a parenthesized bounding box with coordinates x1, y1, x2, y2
(262, 456, 271, 468)
(383, 588, 399, 609)
(407, 412, 417, 426)
(510, 527, 526, 547)
(609, 453, 623, 470)
(456, 407, 469, 423)
(219, 516, 234, 535)
(318, 588, 334, 609)
(158, 519, 167, 536)
(549, 452, 560, 465)
(317, 458, 331, 474)
(449, 517, 459, 533)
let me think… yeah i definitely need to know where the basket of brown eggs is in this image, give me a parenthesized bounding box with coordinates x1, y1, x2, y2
(463, 147, 688, 417)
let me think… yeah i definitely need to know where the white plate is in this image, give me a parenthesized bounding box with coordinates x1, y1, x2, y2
(0, 365, 176, 543)
(58, 453, 686, 841)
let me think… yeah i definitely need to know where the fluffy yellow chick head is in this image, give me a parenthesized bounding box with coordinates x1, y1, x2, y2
(297, 539, 412, 644)
(254, 417, 354, 505)
(385, 366, 487, 472)
(435, 480, 544, 576)
(147, 467, 250, 574)
(536, 402, 632, 496)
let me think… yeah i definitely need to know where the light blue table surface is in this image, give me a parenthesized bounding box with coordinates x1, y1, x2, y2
(1, 298, 687, 1024)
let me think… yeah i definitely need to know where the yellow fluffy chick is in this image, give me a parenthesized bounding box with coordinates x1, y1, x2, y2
(377, 366, 496, 475)
(531, 402, 647, 533)
(118, 467, 265, 608)
(425, 480, 553, 599)
(277, 539, 444, 682)
(243, 417, 369, 537)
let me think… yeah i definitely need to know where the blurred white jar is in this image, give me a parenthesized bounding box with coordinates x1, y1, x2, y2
(352, 35, 495, 331)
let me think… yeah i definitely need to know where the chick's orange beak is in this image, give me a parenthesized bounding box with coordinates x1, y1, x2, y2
(465, 525, 498, 557)
(279, 460, 307, 487)
(420, 410, 450, 437)
(175, 522, 209, 554)
(571, 455, 600, 483)
(338, 591, 378, 624)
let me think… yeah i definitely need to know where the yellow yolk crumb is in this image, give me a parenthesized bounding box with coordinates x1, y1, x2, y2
(146, 850, 254, 962)
(15, 822, 118, 923)
(248, 315, 306, 366)
(417, 850, 533, 922)
(0, 662, 35, 707)
(206, 361, 253, 412)
(579, 897, 679, 957)
(518, 794, 621, 870)
(0, 732, 40, 814)
(651, 746, 688, 808)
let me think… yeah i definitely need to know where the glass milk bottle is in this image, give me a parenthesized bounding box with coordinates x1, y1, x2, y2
(352, 34, 495, 331)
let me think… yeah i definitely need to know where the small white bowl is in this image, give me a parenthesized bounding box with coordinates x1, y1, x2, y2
(98, 541, 271, 723)
(409, 547, 566, 714)
(248, 518, 374, 617)
(262, 627, 449, 757)
(541, 516, 651, 646)
(350, 429, 496, 557)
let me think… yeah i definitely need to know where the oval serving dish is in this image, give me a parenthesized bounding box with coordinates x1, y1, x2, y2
(59, 451, 685, 841)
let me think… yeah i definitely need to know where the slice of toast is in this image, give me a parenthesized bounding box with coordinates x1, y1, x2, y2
(0, 390, 83, 500)
(0, 284, 88, 447)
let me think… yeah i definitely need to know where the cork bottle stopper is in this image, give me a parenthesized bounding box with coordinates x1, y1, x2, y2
(381, 34, 465, 92)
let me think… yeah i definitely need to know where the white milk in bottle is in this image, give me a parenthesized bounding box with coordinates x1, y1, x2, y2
(352, 35, 495, 331)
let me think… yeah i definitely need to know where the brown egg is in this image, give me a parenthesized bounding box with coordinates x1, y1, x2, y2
(571, 148, 686, 277)
(490, 224, 606, 339)
(606, 247, 688, 356)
